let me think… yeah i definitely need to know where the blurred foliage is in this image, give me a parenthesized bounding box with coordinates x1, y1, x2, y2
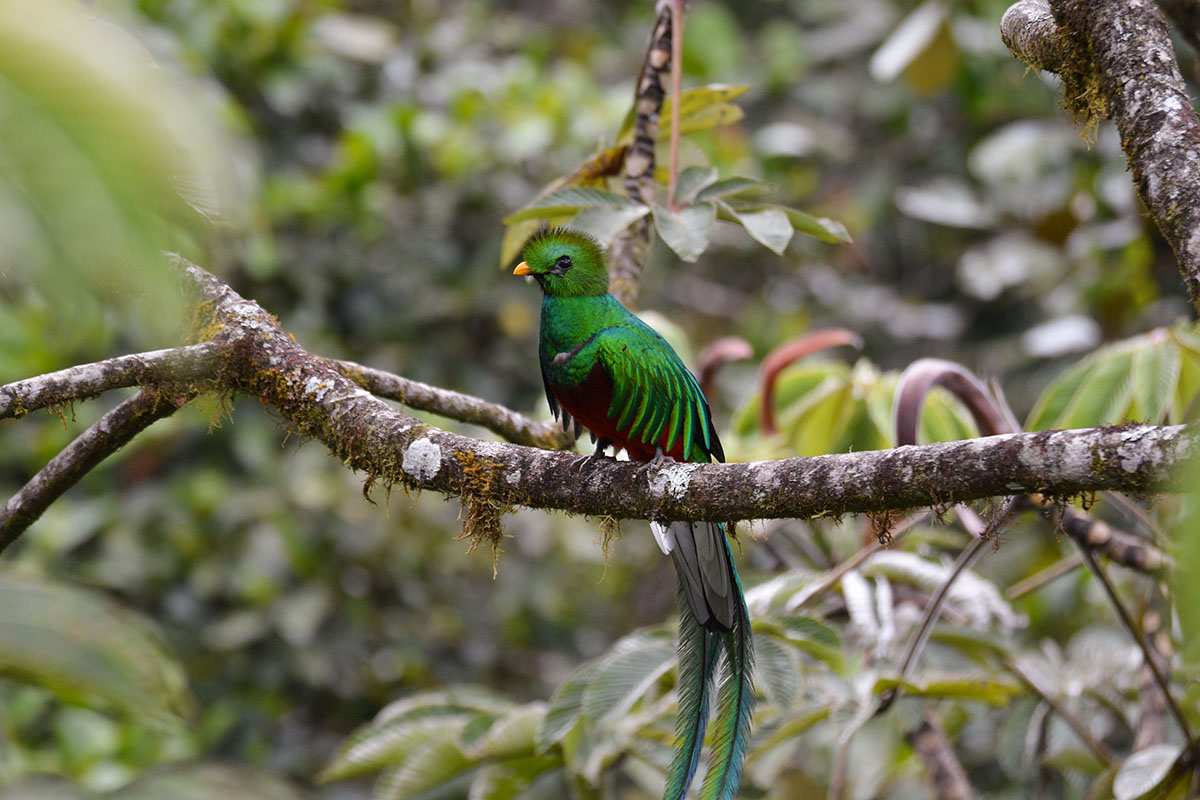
(1, 0, 1198, 798)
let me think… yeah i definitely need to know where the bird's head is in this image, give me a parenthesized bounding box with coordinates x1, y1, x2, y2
(513, 227, 609, 297)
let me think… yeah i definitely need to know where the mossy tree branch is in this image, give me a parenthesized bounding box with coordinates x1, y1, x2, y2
(1001, 0, 1200, 314)
(174, 258, 1195, 525)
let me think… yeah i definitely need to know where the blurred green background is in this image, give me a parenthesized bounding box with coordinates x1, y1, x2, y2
(0, 0, 1193, 798)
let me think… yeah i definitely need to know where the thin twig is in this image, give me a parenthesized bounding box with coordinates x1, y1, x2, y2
(0, 344, 219, 420)
(0, 389, 190, 552)
(1076, 546, 1193, 743)
(1006, 553, 1085, 600)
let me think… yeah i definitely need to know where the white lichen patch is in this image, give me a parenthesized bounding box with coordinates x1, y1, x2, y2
(403, 437, 441, 481)
(304, 376, 333, 401)
(1117, 426, 1154, 472)
(505, 469, 521, 486)
(648, 462, 700, 500)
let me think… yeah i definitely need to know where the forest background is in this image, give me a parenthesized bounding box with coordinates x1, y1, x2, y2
(1, 0, 1197, 798)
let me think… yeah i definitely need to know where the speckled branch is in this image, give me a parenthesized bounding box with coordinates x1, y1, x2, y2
(0, 389, 190, 552)
(1001, 0, 1200, 313)
(329, 359, 572, 450)
(0, 344, 220, 420)
(0, 337, 567, 451)
(608, 1, 672, 307)
(174, 257, 1197, 534)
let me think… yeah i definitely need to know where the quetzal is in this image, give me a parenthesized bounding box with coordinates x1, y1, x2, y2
(514, 227, 754, 800)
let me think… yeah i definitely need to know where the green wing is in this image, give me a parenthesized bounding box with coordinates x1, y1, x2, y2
(597, 318, 723, 463)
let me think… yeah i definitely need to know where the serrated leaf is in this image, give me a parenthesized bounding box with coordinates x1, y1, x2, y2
(504, 188, 641, 224)
(110, 764, 308, 800)
(695, 177, 770, 203)
(652, 202, 715, 262)
(0, 571, 190, 721)
(319, 714, 473, 782)
(580, 632, 676, 724)
(661, 103, 744, 139)
(1113, 744, 1183, 800)
(754, 634, 800, 710)
(1027, 341, 1139, 430)
(376, 687, 516, 725)
(673, 166, 719, 205)
(723, 204, 793, 254)
(469, 703, 546, 760)
(568, 205, 649, 245)
(376, 739, 474, 800)
(1130, 336, 1180, 423)
(469, 758, 562, 800)
(536, 661, 598, 752)
(619, 84, 750, 140)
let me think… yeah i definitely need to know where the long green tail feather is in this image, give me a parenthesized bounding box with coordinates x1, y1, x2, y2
(699, 541, 754, 800)
(664, 586, 721, 800)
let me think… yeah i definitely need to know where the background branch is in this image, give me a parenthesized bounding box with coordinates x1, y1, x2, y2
(0, 389, 190, 552)
(0, 344, 219, 420)
(1002, 0, 1200, 313)
(608, 2, 671, 307)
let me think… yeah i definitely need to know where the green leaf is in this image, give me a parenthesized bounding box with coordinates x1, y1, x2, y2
(468, 703, 546, 760)
(503, 188, 642, 224)
(1113, 744, 1184, 800)
(500, 218, 542, 268)
(0, 571, 190, 721)
(779, 206, 852, 244)
(1130, 335, 1180, 423)
(664, 84, 751, 122)
(0, 0, 242, 345)
(580, 632, 676, 724)
(319, 714, 473, 782)
(672, 166, 719, 205)
(619, 84, 750, 140)
(375, 687, 516, 725)
(568, 205, 650, 245)
(468, 758, 562, 800)
(376, 739, 475, 800)
(754, 633, 800, 710)
(661, 103, 744, 139)
(536, 662, 598, 752)
(110, 764, 309, 800)
(694, 177, 770, 203)
(762, 616, 844, 669)
(652, 202, 716, 262)
(872, 675, 1022, 705)
(723, 204, 793, 254)
(1026, 340, 1139, 430)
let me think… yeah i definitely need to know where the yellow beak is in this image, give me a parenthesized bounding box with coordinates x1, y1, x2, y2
(513, 261, 532, 276)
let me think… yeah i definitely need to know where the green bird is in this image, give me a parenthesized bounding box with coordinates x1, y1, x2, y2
(514, 228, 754, 800)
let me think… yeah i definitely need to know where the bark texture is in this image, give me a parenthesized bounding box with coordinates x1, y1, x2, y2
(1002, 0, 1200, 313)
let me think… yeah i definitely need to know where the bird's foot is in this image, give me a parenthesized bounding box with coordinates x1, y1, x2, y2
(643, 446, 675, 470)
(568, 439, 613, 473)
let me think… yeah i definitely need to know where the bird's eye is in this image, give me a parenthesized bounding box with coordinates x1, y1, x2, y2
(553, 255, 573, 273)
